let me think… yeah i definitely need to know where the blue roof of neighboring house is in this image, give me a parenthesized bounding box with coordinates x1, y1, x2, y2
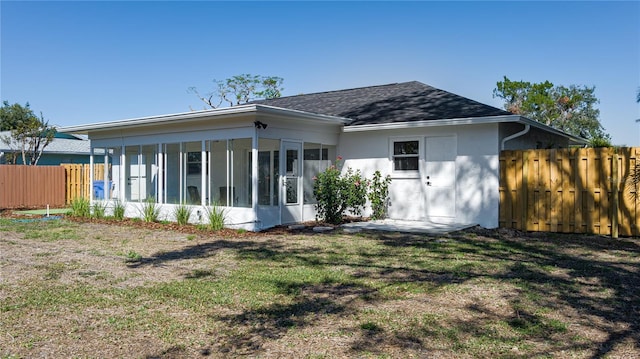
(0, 131, 91, 155)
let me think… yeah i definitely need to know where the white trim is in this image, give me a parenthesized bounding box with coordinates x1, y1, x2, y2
(345, 115, 587, 145)
(59, 104, 349, 134)
(389, 136, 422, 179)
(157, 144, 164, 204)
(201, 141, 206, 207)
(251, 131, 259, 213)
(89, 151, 94, 203)
(346, 115, 521, 132)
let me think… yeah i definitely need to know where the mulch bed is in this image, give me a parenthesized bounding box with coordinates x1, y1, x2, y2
(0, 209, 367, 237)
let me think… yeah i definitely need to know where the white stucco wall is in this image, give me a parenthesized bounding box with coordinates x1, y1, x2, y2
(339, 123, 501, 228)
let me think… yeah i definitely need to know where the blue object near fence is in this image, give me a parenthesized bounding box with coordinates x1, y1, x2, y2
(93, 181, 111, 199)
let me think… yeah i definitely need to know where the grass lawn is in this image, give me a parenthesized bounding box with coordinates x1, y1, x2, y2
(13, 208, 71, 215)
(0, 218, 638, 358)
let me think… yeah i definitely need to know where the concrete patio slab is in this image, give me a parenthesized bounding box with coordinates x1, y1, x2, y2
(341, 219, 477, 235)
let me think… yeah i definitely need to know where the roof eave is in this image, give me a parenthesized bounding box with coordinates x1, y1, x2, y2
(516, 116, 588, 145)
(342, 115, 522, 132)
(343, 115, 588, 145)
(59, 104, 349, 134)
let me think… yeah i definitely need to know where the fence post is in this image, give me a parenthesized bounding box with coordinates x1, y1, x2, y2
(522, 150, 529, 231)
(611, 148, 619, 238)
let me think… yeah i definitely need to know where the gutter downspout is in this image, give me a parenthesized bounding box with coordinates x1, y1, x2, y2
(501, 124, 531, 150)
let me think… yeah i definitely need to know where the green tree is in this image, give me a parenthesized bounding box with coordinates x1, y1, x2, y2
(189, 74, 284, 109)
(0, 101, 34, 131)
(493, 76, 610, 143)
(0, 101, 56, 165)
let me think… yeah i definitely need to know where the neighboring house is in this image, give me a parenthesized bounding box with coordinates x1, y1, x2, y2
(59, 81, 586, 230)
(0, 131, 92, 165)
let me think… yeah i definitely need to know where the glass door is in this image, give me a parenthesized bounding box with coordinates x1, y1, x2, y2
(281, 141, 302, 224)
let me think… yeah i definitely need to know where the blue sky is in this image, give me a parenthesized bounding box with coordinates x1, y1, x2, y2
(1, 1, 639, 145)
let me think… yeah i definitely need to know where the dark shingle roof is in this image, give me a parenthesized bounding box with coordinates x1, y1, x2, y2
(253, 81, 511, 126)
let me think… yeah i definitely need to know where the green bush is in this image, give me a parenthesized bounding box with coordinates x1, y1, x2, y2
(70, 197, 90, 218)
(313, 159, 392, 224)
(173, 203, 192, 225)
(368, 170, 392, 220)
(589, 135, 612, 148)
(313, 162, 347, 224)
(343, 168, 368, 217)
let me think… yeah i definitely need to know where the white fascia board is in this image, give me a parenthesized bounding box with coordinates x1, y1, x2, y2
(58, 105, 260, 134)
(59, 104, 349, 135)
(342, 115, 522, 132)
(343, 114, 588, 145)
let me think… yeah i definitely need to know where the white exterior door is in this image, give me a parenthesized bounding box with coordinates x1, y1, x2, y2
(424, 135, 456, 218)
(281, 141, 302, 224)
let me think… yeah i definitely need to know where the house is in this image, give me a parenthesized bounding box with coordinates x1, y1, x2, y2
(0, 131, 92, 165)
(59, 81, 586, 230)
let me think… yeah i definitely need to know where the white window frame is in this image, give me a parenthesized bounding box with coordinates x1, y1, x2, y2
(389, 137, 422, 178)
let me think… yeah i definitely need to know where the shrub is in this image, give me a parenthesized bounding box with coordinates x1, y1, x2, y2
(91, 201, 107, 219)
(314, 159, 392, 224)
(112, 199, 126, 220)
(313, 162, 347, 224)
(589, 135, 612, 148)
(70, 197, 90, 218)
(343, 167, 368, 217)
(205, 202, 226, 231)
(368, 170, 392, 220)
(140, 197, 160, 223)
(173, 203, 192, 226)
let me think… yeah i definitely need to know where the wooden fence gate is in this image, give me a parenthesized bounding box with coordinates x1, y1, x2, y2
(500, 147, 640, 237)
(61, 163, 105, 204)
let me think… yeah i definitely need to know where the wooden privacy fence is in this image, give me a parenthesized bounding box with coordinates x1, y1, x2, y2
(61, 163, 105, 204)
(0, 165, 66, 209)
(500, 147, 640, 237)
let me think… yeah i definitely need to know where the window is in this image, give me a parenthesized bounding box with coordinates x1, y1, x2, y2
(393, 140, 419, 171)
(206, 138, 252, 207)
(303, 143, 334, 204)
(187, 152, 201, 175)
(258, 138, 280, 206)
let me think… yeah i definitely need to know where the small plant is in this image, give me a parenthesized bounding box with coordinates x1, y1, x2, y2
(173, 203, 193, 226)
(368, 170, 392, 220)
(205, 203, 226, 231)
(140, 197, 160, 223)
(91, 201, 107, 219)
(360, 321, 383, 332)
(124, 250, 141, 262)
(70, 197, 90, 218)
(112, 199, 126, 220)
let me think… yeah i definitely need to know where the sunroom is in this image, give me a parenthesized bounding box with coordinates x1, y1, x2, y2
(62, 105, 345, 231)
